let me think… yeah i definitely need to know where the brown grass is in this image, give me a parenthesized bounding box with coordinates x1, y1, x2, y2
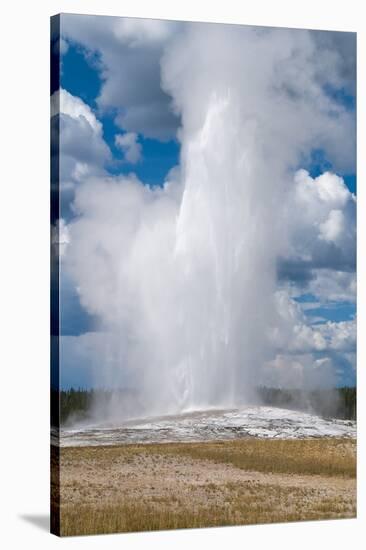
(57, 438, 356, 536)
(150, 438, 356, 478)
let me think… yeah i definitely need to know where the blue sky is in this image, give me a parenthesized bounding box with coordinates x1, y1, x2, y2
(61, 45, 180, 187)
(58, 41, 180, 344)
(53, 17, 356, 390)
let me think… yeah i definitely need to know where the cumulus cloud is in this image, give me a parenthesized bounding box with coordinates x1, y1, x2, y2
(313, 30, 356, 97)
(113, 18, 176, 47)
(319, 209, 345, 242)
(263, 289, 356, 388)
(272, 291, 356, 354)
(115, 132, 142, 163)
(61, 14, 180, 140)
(51, 88, 110, 191)
(61, 16, 356, 161)
(59, 20, 356, 413)
(307, 270, 356, 303)
(51, 88, 102, 131)
(278, 169, 356, 301)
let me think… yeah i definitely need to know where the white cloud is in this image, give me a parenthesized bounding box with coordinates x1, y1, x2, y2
(319, 209, 345, 242)
(59, 37, 69, 55)
(272, 290, 356, 354)
(293, 170, 351, 210)
(278, 170, 356, 301)
(61, 16, 355, 161)
(51, 88, 111, 192)
(113, 18, 175, 47)
(51, 88, 101, 132)
(262, 303, 356, 388)
(115, 132, 142, 163)
(318, 320, 356, 352)
(308, 270, 356, 303)
(61, 15, 179, 140)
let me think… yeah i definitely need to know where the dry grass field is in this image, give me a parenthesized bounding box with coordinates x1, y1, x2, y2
(54, 438, 356, 536)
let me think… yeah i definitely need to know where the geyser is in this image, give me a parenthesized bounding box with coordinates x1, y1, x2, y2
(64, 23, 355, 420)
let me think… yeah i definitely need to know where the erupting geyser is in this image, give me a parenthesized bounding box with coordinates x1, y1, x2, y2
(64, 24, 355, 420)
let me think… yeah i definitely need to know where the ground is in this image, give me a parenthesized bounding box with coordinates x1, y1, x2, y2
(54, 438, 356, 536)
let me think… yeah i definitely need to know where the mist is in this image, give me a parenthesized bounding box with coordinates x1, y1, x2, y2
(62, 23, 355, 421)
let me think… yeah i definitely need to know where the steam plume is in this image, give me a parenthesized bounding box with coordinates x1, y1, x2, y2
(64, 24, 355, 418)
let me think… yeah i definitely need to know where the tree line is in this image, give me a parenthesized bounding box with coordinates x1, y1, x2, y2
(258, 386, 356, 420)
(51, 386, 356, 426)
